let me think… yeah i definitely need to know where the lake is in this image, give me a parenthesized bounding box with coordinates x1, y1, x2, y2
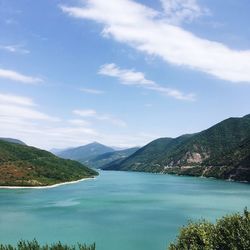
(0, 170, 250, 250)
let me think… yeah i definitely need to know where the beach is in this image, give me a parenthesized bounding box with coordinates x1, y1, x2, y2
(0, 177, 95, 190)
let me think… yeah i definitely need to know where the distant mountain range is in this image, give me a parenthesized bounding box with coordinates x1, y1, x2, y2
(87, 147, 140, 169)
(56, 142, 115, 163)
(103, 114, 250, 183)
(55, 142, 140, 168)
(0, 140, 98, 187)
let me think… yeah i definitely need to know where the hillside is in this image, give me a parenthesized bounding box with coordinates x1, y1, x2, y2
(87, 147, 139, 168)
(0, 140, 98, 187)
(57, 142, 115, 163)
(104, 114, 250, 182)
(0, 137, 26, 145)
(103, 135, 193, 172)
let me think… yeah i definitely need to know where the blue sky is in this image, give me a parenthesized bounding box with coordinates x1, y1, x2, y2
(0, 0, 250, 149)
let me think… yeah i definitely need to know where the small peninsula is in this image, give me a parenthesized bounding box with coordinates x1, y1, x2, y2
(0, 139, 98, 187)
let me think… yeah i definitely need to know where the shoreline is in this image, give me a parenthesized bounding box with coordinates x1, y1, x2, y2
(0, 176, 96, 190)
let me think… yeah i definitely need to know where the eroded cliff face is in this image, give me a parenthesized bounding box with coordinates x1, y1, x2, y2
(186, 152, 202, 164)
(168, 144, 210, 166)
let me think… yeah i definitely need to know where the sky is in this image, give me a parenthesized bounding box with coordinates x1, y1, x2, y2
(0, 0, 250, 150)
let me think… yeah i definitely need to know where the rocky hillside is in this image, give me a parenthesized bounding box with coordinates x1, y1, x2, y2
(104, 114, 250, 182)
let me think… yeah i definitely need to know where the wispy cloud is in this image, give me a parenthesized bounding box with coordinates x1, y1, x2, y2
(0, 68, 42, 84)
(0, 93, 35, 106)
(0, 93, 58, 122)
(68, 119, 91, 127)
(0, 105, 59, 122)
(0, 44, 30, 54)
(99, 63, 155, 86)
(73, 109, 97, 117)
(99, 63, 195, 101)
(73, 108, 127, 127)
(60, 0, 250, 83)
(161, 0, 209, 24)
(80, 87, 104, 94)
(0, 93, 98, 149)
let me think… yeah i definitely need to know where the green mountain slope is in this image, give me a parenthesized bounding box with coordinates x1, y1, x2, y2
(0, 137, 26, 145)
(103, 135, 193, 172)
(105, 114, 250, 182)
(87, 147, 140, 168)
(0, 140, 98, 187)
(57, 142, 115, 163)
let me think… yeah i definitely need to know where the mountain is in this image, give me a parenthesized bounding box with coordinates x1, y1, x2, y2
(0, 137, 26, 145)
(87, 147, 140, 168)
(0, 140, 98, 187)
(57, 142, 115, 163)
(102, 135, 193, 172)
(104, 114, 250, 182)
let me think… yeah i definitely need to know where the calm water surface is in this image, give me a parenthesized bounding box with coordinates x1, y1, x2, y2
(0, 171, 250, 250)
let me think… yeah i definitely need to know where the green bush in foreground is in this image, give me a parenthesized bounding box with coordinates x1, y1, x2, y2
(169, 209, 250, 250)
(0, 240, 95, 250)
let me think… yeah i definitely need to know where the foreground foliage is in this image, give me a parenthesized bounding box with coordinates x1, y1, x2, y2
(0, 240, 95, 250)
(169, 209, 250, 250)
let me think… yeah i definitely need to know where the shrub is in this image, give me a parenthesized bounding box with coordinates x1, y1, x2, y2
(169, 209, 250, 250)
(0, 240, 95, 250)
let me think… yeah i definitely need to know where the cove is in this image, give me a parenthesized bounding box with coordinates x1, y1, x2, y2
(0, 170, 250, 250)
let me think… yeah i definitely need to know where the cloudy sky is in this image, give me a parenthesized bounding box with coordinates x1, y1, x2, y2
(0, 0, 250, 149)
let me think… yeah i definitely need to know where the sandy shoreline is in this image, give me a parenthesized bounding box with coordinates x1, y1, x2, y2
(0, 177, 95, 190)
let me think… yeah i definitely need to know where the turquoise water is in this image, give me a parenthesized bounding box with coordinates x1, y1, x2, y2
(0, 171, 250, 250)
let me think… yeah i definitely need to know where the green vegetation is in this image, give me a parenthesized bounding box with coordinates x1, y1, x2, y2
(88, 147, 139, 168)
(169, 209, 250, 250)
(57, 142, 114, 163)
(105, 114, 250, 182)
(0, 140, 98, 187)
(0, 240, 95, 250)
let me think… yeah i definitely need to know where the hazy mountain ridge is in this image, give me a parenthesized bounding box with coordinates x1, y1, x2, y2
(0, 138, 26, 145)
(87, 147, 140, 168)
(0, 140, 98, 187)
(104, 115, 250, 182)
(57, 142, 115, 163)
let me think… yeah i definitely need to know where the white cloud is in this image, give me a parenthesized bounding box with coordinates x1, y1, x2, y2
(0, 92, 58, 122)
(68, 119, 91, 127)
(99, 63, 154, 86)
(0, 44, 30, 54)
(80, 87, 104, 94)
(73, 108, 127, 127)
(0, 68, 42, 84)
(0, 93, 98, 149)
(73, 109, 97, 117)
(97, 131, 160, 148)
(99, 63, 195, 100)
(0, 104, 59, 122)
(0, 93, 35, 106)
(161, 0, 209, 24)
(61, 0, 250, 83)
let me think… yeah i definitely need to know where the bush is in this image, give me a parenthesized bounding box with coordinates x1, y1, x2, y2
(0, 240, 95, 250)
(169, 209, 250, 250)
